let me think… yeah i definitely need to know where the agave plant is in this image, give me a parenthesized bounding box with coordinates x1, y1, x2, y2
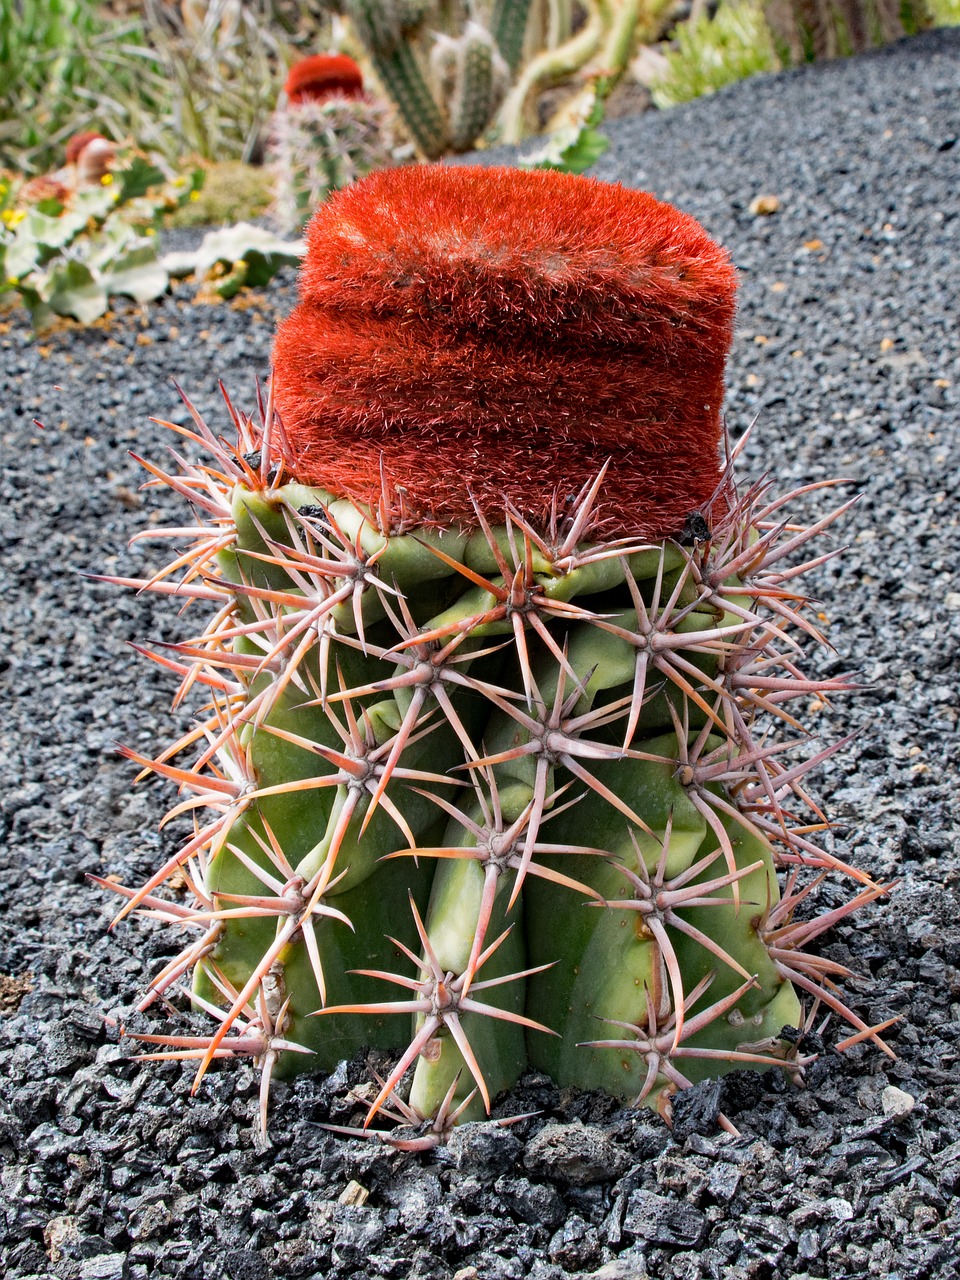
(96, 166, 892, 1145)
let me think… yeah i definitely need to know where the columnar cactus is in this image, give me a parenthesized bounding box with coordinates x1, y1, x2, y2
(267, 54, 395, 232)
(764, 0, 931, 62)
(99, 166, 891, 1145)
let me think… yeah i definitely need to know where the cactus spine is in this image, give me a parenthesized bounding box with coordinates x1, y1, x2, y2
(98, 168, 890, 1145)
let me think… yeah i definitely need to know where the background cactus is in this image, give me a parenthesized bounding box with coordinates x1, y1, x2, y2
(267, 53, 397, 232)
(315, 0, 659, 157)
(99, 166, 890, 1145)
(763, 0, 932, 60)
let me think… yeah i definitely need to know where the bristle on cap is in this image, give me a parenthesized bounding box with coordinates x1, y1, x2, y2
(271, 165, 737, 540)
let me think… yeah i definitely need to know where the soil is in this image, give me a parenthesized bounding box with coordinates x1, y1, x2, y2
(1, 28, 959, 1280)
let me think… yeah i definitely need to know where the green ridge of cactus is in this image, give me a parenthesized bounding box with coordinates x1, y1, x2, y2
(98, 456, 890, 1143)
(95, 169, 892, 1148)
(367, 37, 451, 159)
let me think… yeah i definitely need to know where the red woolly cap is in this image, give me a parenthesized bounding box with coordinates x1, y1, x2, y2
(271, 165, 737, 540)
(65, 131, 107, 164)
(284, 54, 364, 106)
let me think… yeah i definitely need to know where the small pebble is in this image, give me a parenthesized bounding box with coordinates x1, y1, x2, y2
(881, 1085, 916, 1118)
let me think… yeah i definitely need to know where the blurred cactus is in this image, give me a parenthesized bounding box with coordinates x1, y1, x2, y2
(430, 22, 511, 151)
(492, 0, 536, 70)
(99, 168, 892, 1145)
(764, 0, 932, 60)
(318, 0, 669, 157)
(267, 54, 395, 231)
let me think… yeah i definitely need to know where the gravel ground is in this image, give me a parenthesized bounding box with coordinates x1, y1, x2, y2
(2, 28, 959, 1280)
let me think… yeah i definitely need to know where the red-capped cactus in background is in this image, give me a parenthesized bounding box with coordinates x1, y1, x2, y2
(97, 166, 892, 1144)
(267, 52, 395, 232)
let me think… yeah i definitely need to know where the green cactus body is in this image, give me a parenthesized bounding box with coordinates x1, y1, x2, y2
(431, 21, 511, 152)
(492, 0, 535, 71)
(342, 3, 515, 158)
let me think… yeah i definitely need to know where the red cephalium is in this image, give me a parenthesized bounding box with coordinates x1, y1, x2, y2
(271, 165, 738, 540)
(284, 54, 365, 106)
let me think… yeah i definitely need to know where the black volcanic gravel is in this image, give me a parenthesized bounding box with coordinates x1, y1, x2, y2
(2, 28, 960, 1280)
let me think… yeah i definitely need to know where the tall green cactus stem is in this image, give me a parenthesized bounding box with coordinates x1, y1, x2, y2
(431, 22, 511, 151)
(492, 0, 536, 69)
(97, 169, 891, 1145)
(343, 0, 451, 158)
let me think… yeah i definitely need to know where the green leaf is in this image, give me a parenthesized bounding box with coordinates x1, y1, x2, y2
(68, 185, 120, 225)
(198, 223, 304, 277)
(117, 156, 165, 203)
(45, 258, 108, 323)
(213, 259, 249, 300)
(520, 86, 609, 177)
(161, 223, 304, 289)
(3, 230, 41, 281)
(101, 243, 169, 302)
(86, 218, 140, 269)
(19, 206, 88, 251)
(18, 283, 54, 332)
(545, 126, 609, 175)
(35, 196, 65, 217)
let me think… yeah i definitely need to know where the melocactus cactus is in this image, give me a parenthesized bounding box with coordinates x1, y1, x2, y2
(284, 53, 367, 105)
(100, 166, 891, 1144)
(268, 53, 394, 232)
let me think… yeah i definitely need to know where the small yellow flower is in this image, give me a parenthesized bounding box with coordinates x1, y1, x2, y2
(7, 276, 19, 286)
(2, 208, 25, 227)
(100, 173, 114, 186)
(189, 190, 201, 202)
(173, 176, 186, 187)
(145, 227, 156, 236)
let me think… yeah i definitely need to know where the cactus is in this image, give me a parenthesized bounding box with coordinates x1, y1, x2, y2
(340, 0, 451, 158)
(98, 167, 891, 1145)
(324, 1, 674, 157)
(269, 99, 392, 223)
(763, 0, 932, 60)
(328, 2, 531, 157)
(430, 22, 511, 153)
(492, 0, 536, 71)
(267, 54, 396, 232)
